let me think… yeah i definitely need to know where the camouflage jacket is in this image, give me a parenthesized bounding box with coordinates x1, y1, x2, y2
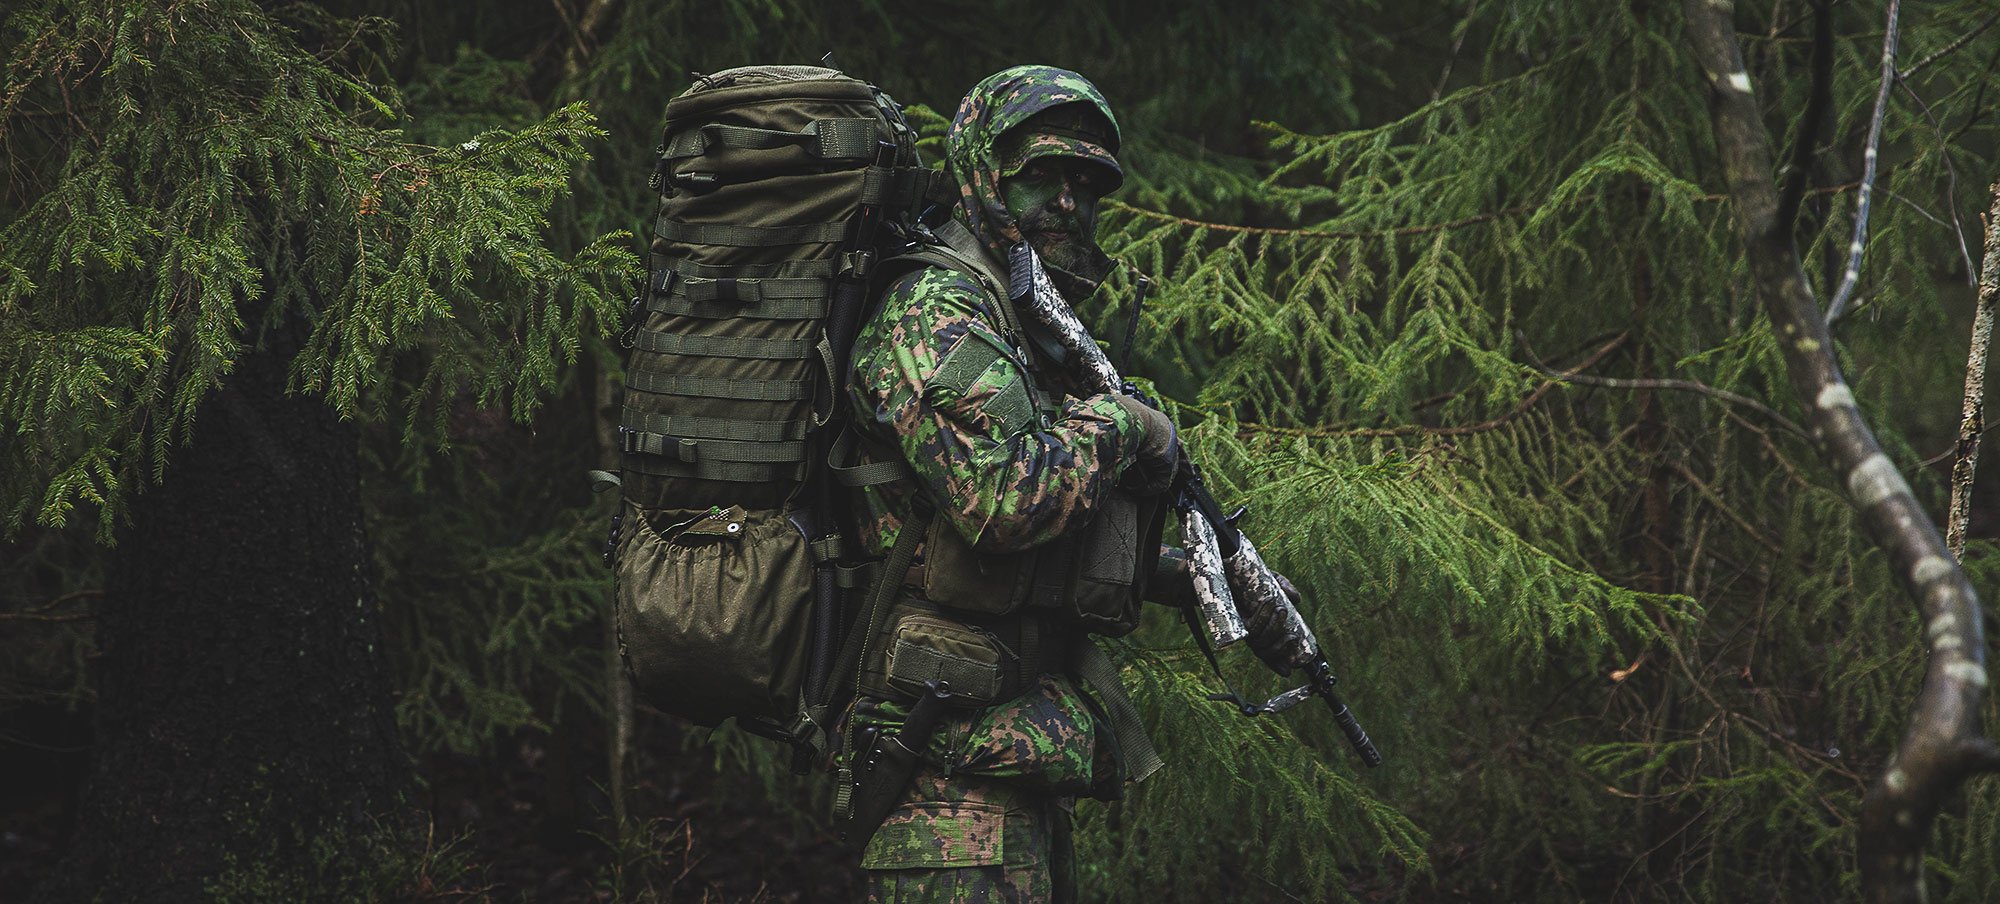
(846, 261, 1145, 557)
(848, 65, 1145, 558)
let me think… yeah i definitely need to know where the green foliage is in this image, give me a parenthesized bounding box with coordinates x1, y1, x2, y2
(0, 0, 632, 541)
(6, 0, 2000, 901)
(1076, 1, 2000, 898)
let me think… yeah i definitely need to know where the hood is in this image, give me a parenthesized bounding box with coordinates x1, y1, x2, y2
(945, 66, 1121, 261)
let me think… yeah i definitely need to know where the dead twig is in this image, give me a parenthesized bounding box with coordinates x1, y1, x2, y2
(1824, 0, 1903, 326)
(1946, 184, 2000, 556)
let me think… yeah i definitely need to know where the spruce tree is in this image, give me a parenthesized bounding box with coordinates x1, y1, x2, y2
(0, 1, 624, 897)
(5, 1, 1998, 900)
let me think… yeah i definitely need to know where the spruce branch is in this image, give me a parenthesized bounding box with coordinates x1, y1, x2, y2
(1824, 0, 1903, 327)
(1681, 3, 1995, 900)
(1947, 183, 2000, 556)
(1232, 333, 1627, 439)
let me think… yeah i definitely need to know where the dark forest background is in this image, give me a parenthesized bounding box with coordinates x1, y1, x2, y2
(4, 0, 1999, 901)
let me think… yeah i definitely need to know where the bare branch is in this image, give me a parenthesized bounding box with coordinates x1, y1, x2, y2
(0, 612, 95, 623)
(1236, 333, 1628, 439)
(1899, 11, 2000, 81)
(1679, 3, 1992, 901)
(1947, 184, 2000, 556)
(1431, 0, 1483, 102)
(1519, 330, 1808, 438)
(1825, 0, 1904, 326)
(1108, 180, 1861, 243)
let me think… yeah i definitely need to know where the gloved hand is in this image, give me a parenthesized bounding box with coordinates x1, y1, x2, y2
(1113, 395, 1179, 495)
(1237, 564, 1313, 675)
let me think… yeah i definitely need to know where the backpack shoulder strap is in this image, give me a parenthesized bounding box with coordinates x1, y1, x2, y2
(883, 220, 1022, 339)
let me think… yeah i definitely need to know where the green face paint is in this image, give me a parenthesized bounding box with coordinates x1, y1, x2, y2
(1001, 159, 1106, 283)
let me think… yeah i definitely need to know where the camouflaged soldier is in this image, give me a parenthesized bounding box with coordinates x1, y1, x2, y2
(840, 66, 1185, 903)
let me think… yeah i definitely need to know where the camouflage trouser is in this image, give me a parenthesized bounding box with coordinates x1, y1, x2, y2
(858, 673, 1112, 903)
(860, 769, 1074, 903)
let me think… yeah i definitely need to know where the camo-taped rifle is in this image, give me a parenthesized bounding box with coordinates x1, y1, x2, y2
(1006, 243, 1381, 767)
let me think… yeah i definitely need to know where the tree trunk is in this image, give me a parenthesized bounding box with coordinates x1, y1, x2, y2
(35, 301, 414, 902)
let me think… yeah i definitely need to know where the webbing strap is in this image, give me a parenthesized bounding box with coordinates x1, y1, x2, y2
(657, 218, 850, 248)
(663, 118, 879, 161)
(826, 507, 933, 705)
(664, 257, 840, 280)
(858, 165, 927, 210)
(625, 370, 812, 401)
(828, 426, 914, 488)
(1075, 641, 1165, 783)
(620, 409, 807, 443)
(934, 220, 1011, 300)
(622, 429, 808, 463)
(634, 330, 815, 360)
(621, 454, 803, 484)
(654, 268, 833, 304)
(837, 459, 910, 488)
(834, 562, 879, 590)
(649, 294, 827, 321)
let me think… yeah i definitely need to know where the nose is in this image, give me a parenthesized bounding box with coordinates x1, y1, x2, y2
(1054, 178, 1077, 212)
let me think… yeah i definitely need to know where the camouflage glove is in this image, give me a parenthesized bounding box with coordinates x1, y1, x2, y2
(1239, 567, 1310, 675)
(1113, 395, 1179, 495)
(1150, 549, 1309, 672)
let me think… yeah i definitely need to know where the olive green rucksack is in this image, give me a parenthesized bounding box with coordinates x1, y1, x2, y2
(606, 65, 939, 756)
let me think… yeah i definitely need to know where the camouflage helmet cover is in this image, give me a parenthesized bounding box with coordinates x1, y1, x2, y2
(946, 65, 1122, 257)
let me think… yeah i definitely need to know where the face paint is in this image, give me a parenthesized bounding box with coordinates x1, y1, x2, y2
(1001, 159, 1107, 286)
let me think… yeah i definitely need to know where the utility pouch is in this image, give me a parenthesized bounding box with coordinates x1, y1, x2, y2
(861, 598, 1024, 705)
(1040, 488, 1166, 636)
(884, 614, 1014, 705)
(916, 515, 1032, 615)
(613, 499, 814, 726)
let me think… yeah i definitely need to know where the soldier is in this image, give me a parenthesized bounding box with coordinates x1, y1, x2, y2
(841, 65, 1288, 902)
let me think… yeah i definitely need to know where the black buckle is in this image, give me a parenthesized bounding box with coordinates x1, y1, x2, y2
(840, 250, 874, 279)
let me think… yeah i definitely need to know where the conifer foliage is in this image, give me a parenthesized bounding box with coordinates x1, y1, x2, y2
(3, 0, 2000, 901)
(0, 0, 629, 540)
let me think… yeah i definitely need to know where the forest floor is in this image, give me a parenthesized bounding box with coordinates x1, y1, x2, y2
(1, 703, 859, 903)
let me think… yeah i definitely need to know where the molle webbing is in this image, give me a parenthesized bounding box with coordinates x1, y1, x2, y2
(634, 329, 816, 360)
(655, 219, 853, 249)
(622, 70, 924, 508)
(661, 118, 881, 162)
(624, 371, 812, 402)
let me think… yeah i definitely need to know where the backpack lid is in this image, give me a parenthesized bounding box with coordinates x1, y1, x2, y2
(666, 66, 879, 125)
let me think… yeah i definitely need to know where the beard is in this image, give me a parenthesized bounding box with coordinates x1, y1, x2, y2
(1019, 209, 1113, 303)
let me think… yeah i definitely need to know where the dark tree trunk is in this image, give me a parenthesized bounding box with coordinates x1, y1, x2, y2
(35, 303, 414, 902)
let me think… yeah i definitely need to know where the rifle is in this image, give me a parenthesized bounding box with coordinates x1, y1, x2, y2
(1008, 244, 1383, 768)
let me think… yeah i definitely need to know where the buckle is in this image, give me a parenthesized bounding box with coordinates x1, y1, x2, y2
(840, 250, 875, 279)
